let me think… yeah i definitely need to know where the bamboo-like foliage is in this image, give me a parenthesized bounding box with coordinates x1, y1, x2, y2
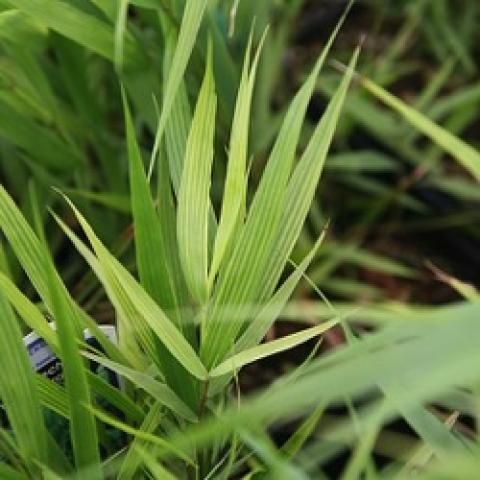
(0, 7, 356, 476)
(0, 1, 480, 479)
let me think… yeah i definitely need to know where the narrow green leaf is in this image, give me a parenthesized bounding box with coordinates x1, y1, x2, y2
(135, 446, 178, 480)
(0, 10, 69, 138)
(37, 361, 145, 425)
(83, 352, 197, 422)
(208, 31, 265, 285)
(38, 465, 64, 480)
(7, 0, 147, 69)
(257, 49, 360, 307)
(177, 42, 217, 304)
(0, 292, 47, 472)
(236, 231, 327, 353)
(2, 192, 104, 475)
(358, 74, 480, 182)
(340, 405, 384, 480)
(168, 304, 480, 456)
(0, 272, 57, 348)
(0, 186, 77, 331)
(46, 261, 102, 479)
(320, 242, 415, 279)
(157, 151, 195, 342)
(0, 100, 79, 170)
(326, 151, 398, 172)
(123, 80, 199, 410)
(281, 404, 325, 459)
(117, 402, 163, 480)
(62, 195, 208, 381)
(161, 19, 192, 193)
(149, 0, 209, 175)
(123, 86, 182, 318)
(51, 211, 142, 369)
(209, 318, 338, 377)
(400, 411, 460, 475)
(89, 406, 192, 464)
(86, 372, 145, 424)
(64, 190, 131, 214)
(36, 375, 69, 419)
(161, 18, 218, 283)
(0, 462, 28, 480)
(201, 29, 356, 369)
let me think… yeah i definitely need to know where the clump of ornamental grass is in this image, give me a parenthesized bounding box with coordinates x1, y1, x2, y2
(0, 13, 358, 478)
(2, 2, 480, 480)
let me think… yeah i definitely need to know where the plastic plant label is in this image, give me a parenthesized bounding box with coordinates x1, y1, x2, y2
(23, 324, 118, 384)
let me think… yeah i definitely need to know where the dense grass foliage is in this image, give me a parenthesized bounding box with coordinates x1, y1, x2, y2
(0, 0, 479, 478)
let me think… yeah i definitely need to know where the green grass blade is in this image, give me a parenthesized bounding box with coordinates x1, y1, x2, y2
(319, 242, 415, 279)
(37, 366, 144, 425)
(117, 402, 163, 480)
(63, 196, 208, 381)
(0, 272, 58, 348)
(257, 49, 359, 304)
(167, 304, 480, 457)
(236, 231, 327, 353)
(177, 42, 217, 304)
(89, 406, 192, 464)
(0, 99, 79, 170)
(122, 86, 184, 324)
(7, 0, 146, 69)
(161, 17, 192, 193)
(86, 372, 145, 424)
(64, 190, 131, 214)
(1, 184, 102, 474)
(0, 185, 56, 314)
(157, 152, 194, 340)
(36, 375, 70, 419)
(149, 0, 209, 176)
(51, 211, 142, 368)
(326, 151, 398, 173)
(0, 462, 28, 480)
(394, 403, 465, 458)
(357, 74, 480, 182)
(0, 292, 48, 473)
(209, 319, 338, 377)
(55, 207, 162, 369)
(400, 411, 460, 476)
(46, 261, 102, 479)
(201, 45, 357, 369)
(135, 446, 178, 480)
(208, 31, 265, 285)
(83, 352, 197, 422)
(281, 404, 325, 459)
